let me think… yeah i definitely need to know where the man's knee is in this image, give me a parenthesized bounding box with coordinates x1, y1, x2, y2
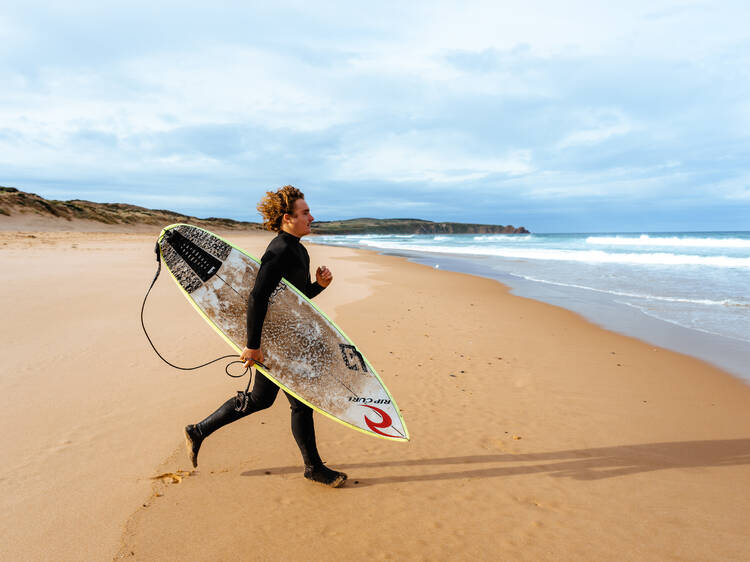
(250, 392, 276, 411)
(289, 401, 313, 418)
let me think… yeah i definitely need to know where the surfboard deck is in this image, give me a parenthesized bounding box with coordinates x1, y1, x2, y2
(158, 224, 409, 441)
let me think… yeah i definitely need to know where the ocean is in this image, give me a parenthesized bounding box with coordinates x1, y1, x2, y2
(311, 231, 750, 381)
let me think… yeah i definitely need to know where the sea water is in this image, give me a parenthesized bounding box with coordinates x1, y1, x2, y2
(311, 232, 750, 381)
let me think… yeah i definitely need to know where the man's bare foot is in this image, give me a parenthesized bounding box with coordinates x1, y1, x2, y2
(184, 424, 203, 468)
(304, 464, 347, 488)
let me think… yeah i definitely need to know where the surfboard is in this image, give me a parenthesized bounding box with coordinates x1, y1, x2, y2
(158, 224, 409, 442)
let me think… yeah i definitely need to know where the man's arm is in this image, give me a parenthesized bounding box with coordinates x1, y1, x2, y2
(299, 240, 331, 298)
(245, 249, 285, 351)
(305, 265, 332, 298)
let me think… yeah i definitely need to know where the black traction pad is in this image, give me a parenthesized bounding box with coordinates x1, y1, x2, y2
(160, 226, 232, 293)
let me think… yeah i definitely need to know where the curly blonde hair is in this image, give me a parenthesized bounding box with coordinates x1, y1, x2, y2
(256, 185, 305, 232)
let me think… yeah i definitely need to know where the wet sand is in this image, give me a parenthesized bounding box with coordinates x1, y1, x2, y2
(1, 226, 749, 561)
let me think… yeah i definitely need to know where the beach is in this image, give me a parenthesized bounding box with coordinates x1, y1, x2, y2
(2, 225, 750, 561)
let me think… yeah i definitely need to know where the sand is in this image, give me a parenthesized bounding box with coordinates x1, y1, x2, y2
(1, 223, 749, 561)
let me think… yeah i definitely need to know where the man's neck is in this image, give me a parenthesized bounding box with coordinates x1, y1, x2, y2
(280, 227, 300, 239)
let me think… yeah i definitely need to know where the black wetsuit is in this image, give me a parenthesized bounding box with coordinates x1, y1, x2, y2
(246, 231, 324, 348)
(194, 231, 325, 468)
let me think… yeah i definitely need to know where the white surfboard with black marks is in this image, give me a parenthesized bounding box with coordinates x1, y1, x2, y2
(158, 224, 409, 441)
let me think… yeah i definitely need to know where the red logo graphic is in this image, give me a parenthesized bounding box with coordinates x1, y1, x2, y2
(362, 405, 402, 438)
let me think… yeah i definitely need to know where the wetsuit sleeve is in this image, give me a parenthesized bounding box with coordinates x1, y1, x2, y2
(300, 244, 324, 299)
(246, 249, 285, 349)
(305, 281, 325, 299)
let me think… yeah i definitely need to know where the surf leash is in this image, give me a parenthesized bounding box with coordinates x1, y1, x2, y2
(141, 241, 258, 382)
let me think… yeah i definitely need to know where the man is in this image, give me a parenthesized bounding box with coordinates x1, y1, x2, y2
(184, 185, 347, 488)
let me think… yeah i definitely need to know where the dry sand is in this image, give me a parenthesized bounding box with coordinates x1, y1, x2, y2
(1, 224, 749, 561)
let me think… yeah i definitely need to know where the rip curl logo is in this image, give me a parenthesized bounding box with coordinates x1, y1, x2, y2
(362, 405, 402, 439)
(348, 396, 391, 405)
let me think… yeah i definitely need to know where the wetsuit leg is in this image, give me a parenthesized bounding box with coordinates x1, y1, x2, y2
(285, 392, 323, 468)
(195, 373, 279, 438)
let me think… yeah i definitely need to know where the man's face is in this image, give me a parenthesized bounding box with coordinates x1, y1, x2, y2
(285, 198, 314, 237)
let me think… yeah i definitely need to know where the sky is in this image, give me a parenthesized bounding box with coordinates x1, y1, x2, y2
(1, 1, 749, 232)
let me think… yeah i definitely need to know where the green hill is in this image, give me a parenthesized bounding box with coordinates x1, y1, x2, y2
(1, 186, 529, 234)
(312, 217, 529, 235)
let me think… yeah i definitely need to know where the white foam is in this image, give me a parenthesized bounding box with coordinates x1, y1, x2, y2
(586, 234, 750, 248)
(473, 234, 532, 241)
(356, 240, 750, 268)
(353, 234, 416, 244)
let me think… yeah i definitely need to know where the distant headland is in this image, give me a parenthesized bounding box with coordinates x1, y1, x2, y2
(312, 218, 529, 235)
(0, 186, 529, 234)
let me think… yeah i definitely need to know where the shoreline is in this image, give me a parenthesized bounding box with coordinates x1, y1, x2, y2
(2, 227, 750, 560)
(309, 241, 750, 383)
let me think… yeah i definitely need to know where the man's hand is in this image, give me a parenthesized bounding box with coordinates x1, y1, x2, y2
(240, 347, 264, 368)
(316, 265, 333, 288)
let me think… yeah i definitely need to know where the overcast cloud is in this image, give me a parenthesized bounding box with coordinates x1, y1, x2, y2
(1, 1, 749, 231)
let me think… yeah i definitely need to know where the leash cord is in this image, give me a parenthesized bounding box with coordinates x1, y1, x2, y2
(141, 241, 249, 380)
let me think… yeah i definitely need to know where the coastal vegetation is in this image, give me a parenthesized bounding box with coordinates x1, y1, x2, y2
(311, 217, 528, 234)
(0, 186, 529, 234)
(0, 186, 263, 231)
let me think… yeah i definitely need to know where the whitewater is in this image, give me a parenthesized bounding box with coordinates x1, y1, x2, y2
(312, 231, 750, 380)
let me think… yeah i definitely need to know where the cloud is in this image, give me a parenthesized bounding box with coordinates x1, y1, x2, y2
(1, 1, 749, 230)
(558, 109, 636, 148)
(330, 132, 533, 184)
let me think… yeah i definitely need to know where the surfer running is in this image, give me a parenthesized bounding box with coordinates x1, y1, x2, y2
(184, 186, 347, 488)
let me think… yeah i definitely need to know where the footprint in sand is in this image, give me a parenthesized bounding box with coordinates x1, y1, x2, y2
(151, 470, 193, 484)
